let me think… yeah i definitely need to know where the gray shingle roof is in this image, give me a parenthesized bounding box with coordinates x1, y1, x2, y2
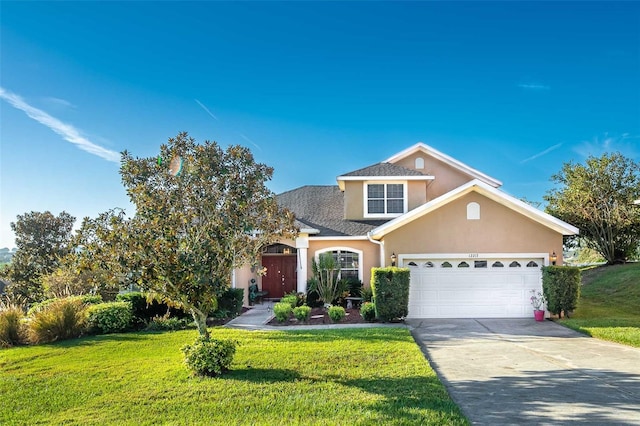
(340, 162, 425, 177)
(277, 185, 389, 236)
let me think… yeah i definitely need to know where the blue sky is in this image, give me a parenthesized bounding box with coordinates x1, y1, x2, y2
(1, 1, 639, 248)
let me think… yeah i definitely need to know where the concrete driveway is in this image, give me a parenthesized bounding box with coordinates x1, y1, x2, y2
(407, 318, 640, 425)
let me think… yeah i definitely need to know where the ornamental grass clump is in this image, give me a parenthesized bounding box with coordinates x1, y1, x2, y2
(0, 305, 26, 348)
(27, 297, 87, 344)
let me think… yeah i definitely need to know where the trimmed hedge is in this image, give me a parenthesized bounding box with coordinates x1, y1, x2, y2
(360, 302, 376, 322)
(86, 302, 133, 334)
(116, 292, 188, 326)
(371, 267, 410, 322)
(328, 306, 346, 322)
(542, 266, 581, 318)
(216, 288, 244, 317)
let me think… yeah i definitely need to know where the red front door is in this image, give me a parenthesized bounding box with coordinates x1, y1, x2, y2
(261, 255, 297, 299)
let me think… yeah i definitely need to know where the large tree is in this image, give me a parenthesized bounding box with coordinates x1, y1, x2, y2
(6, 211, 75, 302)
(544, 152, 640, 264)
(114, 132, 296, 338)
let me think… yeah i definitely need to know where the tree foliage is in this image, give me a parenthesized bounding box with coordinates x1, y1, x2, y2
(6, 211, 75, 303)
(544, 153, 640, 264)
(111, 132, 296, 339)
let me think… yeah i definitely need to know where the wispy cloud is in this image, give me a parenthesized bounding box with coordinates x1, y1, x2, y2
(574, 133, 639, 159)
(520, 143, 563, 164)
(0, 87, 120, 163)
(194, 99, 219, 120)
(43, 96, 76, 109)
(238, 132, 261, 151)
(518, 83, 550, 91)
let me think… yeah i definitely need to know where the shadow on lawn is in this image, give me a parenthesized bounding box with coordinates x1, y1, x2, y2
(225, 368, 301, 383)
(341, 375, 465, 424)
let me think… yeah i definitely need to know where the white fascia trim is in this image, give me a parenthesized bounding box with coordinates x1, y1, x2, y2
(385, 142, 503, 188)
(399, 252, 550, 267)
(300, 227, 320, 234)
(369, 179, 579, 239)
(336, 175, 433, 190)
(309, 236, 369, 241)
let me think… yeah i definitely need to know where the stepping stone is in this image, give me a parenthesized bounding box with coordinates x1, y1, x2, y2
(310, 315, 324, 319)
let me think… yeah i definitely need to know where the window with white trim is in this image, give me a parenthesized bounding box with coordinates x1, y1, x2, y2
(331, 250, 359, 281)
(365, 183, 406, 217)
(317, 248, 361, 281)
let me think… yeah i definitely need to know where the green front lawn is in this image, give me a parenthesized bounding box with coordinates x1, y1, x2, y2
(0, 327, 467, 425)
(560, 262, 640, 347)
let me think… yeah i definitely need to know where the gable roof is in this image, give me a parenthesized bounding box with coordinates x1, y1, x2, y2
(277, 185, 389, 237)
(336, 162, 434, 190)
(385, 142, 503, 188)
(368, 179, 579, 239)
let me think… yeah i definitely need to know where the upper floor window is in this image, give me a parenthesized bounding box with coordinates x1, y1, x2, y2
(365, 183, 406, 217)
(415, 157, 425, 169)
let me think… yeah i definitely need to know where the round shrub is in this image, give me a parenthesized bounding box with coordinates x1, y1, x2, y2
(360, 302, 376, 322)
(328, 305, 346, 323)
(293, 305, 312, 322)
(182, 337, 237, 377)
(86, 302, 133, 334)
(273, 302, 292, 322)
(280, 294, 298, 309)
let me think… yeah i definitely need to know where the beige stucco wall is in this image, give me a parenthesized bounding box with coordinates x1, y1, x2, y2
(308, 239, 381, 286)
(382, 192, 564, 263)
(344, 181, 364, 220)
(392, 151, 476, 201)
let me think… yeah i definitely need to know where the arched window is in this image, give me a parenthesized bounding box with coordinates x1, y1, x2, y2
(316, 247, 362, 281)
(424, 261, 434, 268)
(458, 261, 470, 268)
(526, 261, 539, 268)
(408, 261, 418, 267)
(415, 157, 425, 169)
(509, 261, 521, 268)
(441, 261, 453, 268)
(492, 261, 504, 268)
(467, 202, 480, 220)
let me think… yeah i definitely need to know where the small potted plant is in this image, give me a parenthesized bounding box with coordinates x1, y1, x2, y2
(530, 290, 547, 321)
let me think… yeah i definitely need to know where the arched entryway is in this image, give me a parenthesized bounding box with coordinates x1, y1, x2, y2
(261, 244, 297, 299)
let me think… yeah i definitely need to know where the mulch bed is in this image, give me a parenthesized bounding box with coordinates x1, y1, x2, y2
(266, 307, 370, 326)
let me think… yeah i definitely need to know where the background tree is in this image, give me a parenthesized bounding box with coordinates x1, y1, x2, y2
(115, 132, 296, 339)
(544, 152, 640, 264)
(6, 211, 75, 303)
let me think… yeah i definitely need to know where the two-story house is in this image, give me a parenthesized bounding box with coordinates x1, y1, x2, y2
(234, 143, 578, 318)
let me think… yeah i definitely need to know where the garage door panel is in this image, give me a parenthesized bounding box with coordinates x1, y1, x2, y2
(406, 257, 543, 319)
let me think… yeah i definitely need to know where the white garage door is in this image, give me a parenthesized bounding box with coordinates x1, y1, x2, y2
(405, 257, 543, 318)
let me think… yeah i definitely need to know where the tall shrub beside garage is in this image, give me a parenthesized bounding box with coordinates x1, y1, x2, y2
(542, 266, 581, 318)
(371, 267, 410, 322)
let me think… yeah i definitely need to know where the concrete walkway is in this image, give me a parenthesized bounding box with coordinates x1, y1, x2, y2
(407, 318, 640, 425)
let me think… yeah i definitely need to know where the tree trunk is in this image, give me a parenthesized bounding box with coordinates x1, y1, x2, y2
(191, 308, 210, 340)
